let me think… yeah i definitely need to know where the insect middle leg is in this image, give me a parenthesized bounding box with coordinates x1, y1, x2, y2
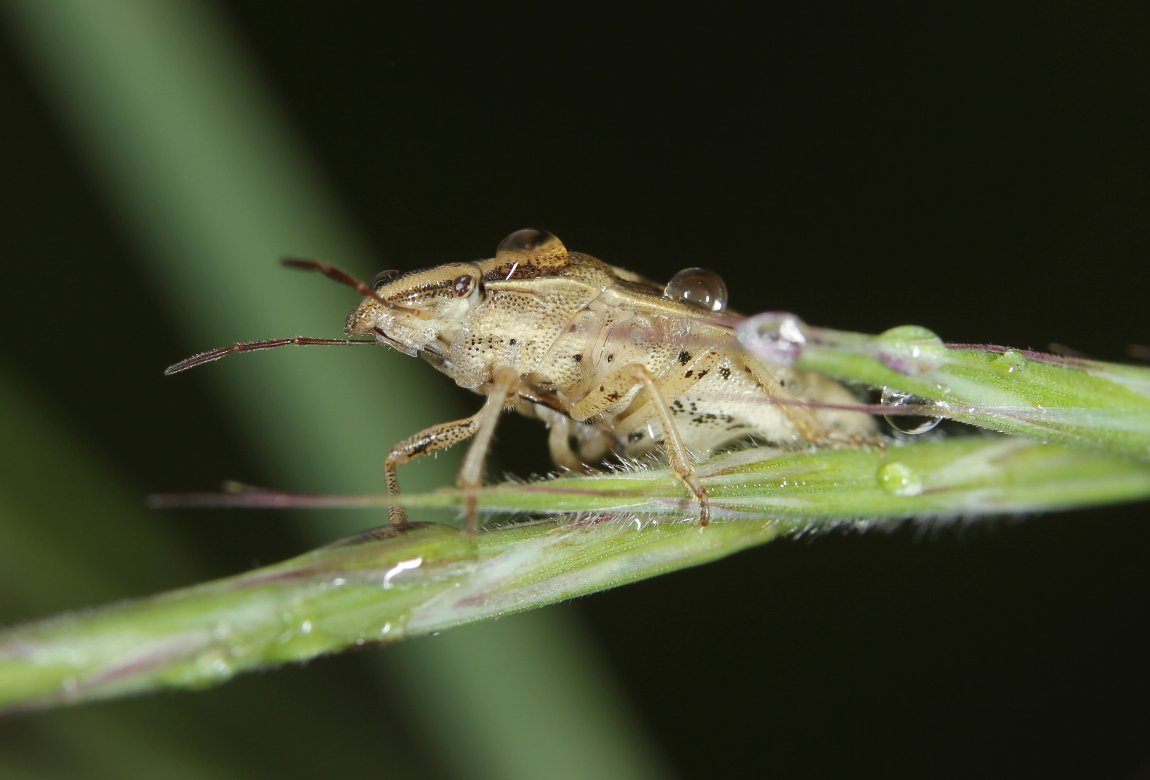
(569, 363, 711, 525)
(384, 367, 519, 531)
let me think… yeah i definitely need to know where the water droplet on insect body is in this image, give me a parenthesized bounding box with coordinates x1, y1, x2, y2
(737, 312, 807, 366)
(877, 462, 923, 497)
(876, 325, 947, 374)
(372, 269, 401, 290)
(880, 387, 942, 434)
(665, 268, 729, 313)
(495, 228, 568, 263)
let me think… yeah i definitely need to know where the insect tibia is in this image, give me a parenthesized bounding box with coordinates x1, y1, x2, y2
(163, 337, 374, 375)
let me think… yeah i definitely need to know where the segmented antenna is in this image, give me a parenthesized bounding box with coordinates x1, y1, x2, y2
(164, 337, 374, 374)
(164, 259, 417, 374)
(281, 258, 418, 314)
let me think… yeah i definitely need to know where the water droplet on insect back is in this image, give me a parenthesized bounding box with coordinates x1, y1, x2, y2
(664, 267, 729, 313)
(372, 269, 401, 290)
(495, 228, 568, 260)
(880, 387, 942, 434)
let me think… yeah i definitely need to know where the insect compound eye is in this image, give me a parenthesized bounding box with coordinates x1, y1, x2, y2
(372, 269, 401, 290)
(664, 267, 729, 314)
(453, 274, 476, 297)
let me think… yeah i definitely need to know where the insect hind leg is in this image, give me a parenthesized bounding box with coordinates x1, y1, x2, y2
(737, 354, 882, 446)
(570, 363, 711, 525)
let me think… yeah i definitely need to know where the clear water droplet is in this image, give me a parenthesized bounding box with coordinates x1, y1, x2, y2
(876, 325, 946, 374)
(880, 387, 942, 434)
(877, 462, 923, 497)
(372, 269, 400, 290)
(737, 313, 807, 366)
(992, 349, 1028, 374)
(183, 648, 236, 688)
(495, 228, 567, 260)
(664, 268, 729, 313)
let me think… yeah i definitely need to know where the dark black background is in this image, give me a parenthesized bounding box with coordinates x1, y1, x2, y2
(2, 3, 1149, 778)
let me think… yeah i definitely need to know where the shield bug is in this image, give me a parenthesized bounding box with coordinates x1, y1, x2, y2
(166, 229, 876, 530)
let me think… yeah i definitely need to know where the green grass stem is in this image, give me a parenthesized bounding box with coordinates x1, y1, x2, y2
(3, 435, 1147, 714)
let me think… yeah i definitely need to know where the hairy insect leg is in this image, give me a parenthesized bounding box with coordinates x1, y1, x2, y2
(385, 416, 482, 526)
(570, 364, 711, 525)
(457, 367, 520, 532)
(615, 349, 725, 436)
(546, 418, 584, 471)
(384, 367, 519, 532)
(526, 404, 596, 472)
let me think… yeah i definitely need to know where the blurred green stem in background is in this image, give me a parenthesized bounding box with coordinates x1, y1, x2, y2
(0, 369, 262, 780)
(1, 1, 667, 778)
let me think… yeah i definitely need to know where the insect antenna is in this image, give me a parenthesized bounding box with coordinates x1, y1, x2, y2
(281, 258, 418, 314)
(164, 336, 376, 374)
(165, 259, 422, 375)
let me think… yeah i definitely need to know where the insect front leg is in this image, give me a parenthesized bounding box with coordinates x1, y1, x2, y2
(457, 368, 520, 531)
(385, 416, 484, 527)
(570, 364, 711, 525)
(385, 367, 519, 532)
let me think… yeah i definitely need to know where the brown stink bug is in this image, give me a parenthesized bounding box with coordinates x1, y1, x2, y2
(166, 229, 876, 530)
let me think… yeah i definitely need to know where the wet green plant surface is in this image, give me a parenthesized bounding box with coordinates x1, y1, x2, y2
(5, 423, 1149, 713)
(742, 319, 1150, 459)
